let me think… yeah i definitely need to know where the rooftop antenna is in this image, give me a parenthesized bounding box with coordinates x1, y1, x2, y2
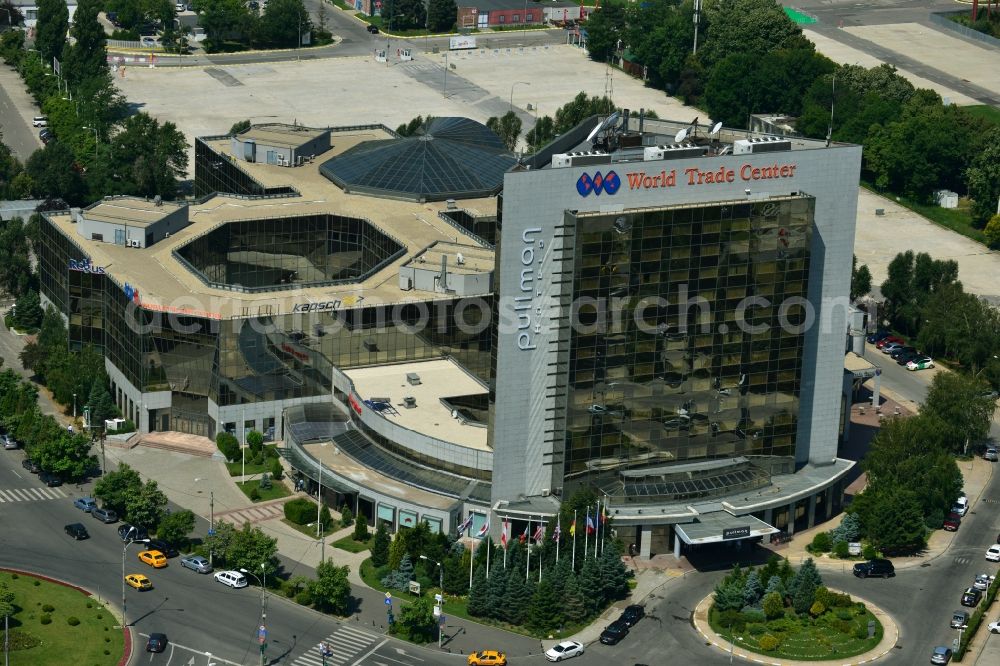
(826, 73, 837, 147)
(588, 111, 621, 148)
(692, 0, 702, 54)
(709, 121, 723, 137)
(674, 127, 688, 143)
(690, 116, 699, 138)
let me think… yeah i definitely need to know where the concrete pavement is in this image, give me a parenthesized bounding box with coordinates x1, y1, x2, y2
(0, 63, 42, 162)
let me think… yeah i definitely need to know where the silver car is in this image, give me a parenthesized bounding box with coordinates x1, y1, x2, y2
(180, 555, 213, 574)
(985, 447, 998, 462)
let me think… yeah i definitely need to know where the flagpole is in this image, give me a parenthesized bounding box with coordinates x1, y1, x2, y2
(469, 534, 475, 589)
(584, 505, 589, 560)
(526, 516, 531, 581)
(503, 517, 508, 570)
(595, 499, 601, 558)
(571, 509, 577, 570)
(538, 519, 543, 583)
(486, 536, 491, 578)
(555, 516, 560, 563)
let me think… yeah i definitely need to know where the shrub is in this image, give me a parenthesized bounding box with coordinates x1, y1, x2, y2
(741, 608, 766, 624)
(42, 604, 54, 612)
(105, 636, 111, 642)
(747, 622, 767, 636)
(837, 609, 853, 621)
(33, 580, 40, 586)
(862, 544, 877, 560)
(353, 512, 369, 541)
(924, 507, 944, 530)
(716, 609, 746, 632)
(836, 619, 852, 634)
(758, 634, 780, 651)
(833, 540, 850, 558)
(809, 601, 826, 617)
(295, 589, 313, 606)
(249, 486, 261, 501)
(854, 622, 869, 640)
(10, 574, 17, 579)
(269, 457, 283, 480)
(40, 614, 51, 624)
(284, 497, 317, 525)
(810, 531, 832, 553)
(762, 591, 784, 619)
(340, 504, 354, 527)
(86, 602, 93, 608)
(216, 432, 239, 462)
(67, 616, 80, 626)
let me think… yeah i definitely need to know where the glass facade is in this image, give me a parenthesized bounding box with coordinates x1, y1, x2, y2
(559, 196, 815, 496)
(175, 214, 405, 292)
(194, 138, 298, 198)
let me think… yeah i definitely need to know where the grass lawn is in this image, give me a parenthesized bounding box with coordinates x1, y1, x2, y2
(861, 182, 987, 245)
(331, 0, 354, 9)
(224, 445, 280, 476)
(0, 571, 124, 665)
(964, 104, 1000, 127)
(236, 479, 291, 502)
(280, 518, 335, 539)
(711, 605, 883, 661)
(333, 534, 372, 553)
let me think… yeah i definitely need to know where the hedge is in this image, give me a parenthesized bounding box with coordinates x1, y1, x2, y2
(956, 573, 1000, 660)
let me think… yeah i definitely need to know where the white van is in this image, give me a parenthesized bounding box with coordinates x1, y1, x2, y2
(32, 116, 48, 127)
(214, 570, 247, 588)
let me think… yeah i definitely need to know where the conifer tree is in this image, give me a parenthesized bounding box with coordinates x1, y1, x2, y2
(467, 565, 488, 616)
(485, 565, 508, 621)
(743, 569, 763, 608)
(562, 573, 586, 624)
(528, 576, 562, 633)
(578, 557, 604, 617)
(371, 520, 390, 567)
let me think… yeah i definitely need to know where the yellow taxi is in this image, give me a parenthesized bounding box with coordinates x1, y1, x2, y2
(125, 574, 152, 590)
(467, 650, 507, 666)
(138, 550, 168, 568)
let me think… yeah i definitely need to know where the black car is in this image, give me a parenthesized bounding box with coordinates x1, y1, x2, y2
(866, 329, 890, 344)
(853, 558, 894, 578)
(146, 633, 168, 653)
(39, 128, 53, 144)
(895, 350, 921, 365)
(367, 24, 379, 34)
(21, 458, 41, 474)
(618, 604, 645, 628)
(65, 523, 89, 540)
(961, 587, 982, 607)
(599, 620, 630, 645)
(890, 346, 917, 360)
(40, 472, 63, 487)
(118, 524, 149, 542)
(146, 538, 179, 558)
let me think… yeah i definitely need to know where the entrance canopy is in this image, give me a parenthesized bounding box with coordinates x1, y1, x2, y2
(674, 512, 777, 545)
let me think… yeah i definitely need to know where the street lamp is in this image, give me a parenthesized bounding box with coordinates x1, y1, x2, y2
(83, 126, 99, 161)
(240, 564, 267, 666)
(418, 555, 444, 648)
(509, 81, 530, 115)
(73, 393, 77, 420)
(121, 528, 150, 628)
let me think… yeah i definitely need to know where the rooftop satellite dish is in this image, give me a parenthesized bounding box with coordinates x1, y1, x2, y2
(587, 111, 621, 144)
(674, 127, 688, 143)
(585, 121, 604, 144)
(709, 121, 723, 136)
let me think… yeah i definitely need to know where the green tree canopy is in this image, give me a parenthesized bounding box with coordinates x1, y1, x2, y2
(124, 479, 168, 529)
(965, 127, 1000, 227)
(226, 522, 280, 580)
(196, 0, 255, 51)
(308, 559, 352, 615)
(103, 112, 189, 200)
(582, 0, 627, 62)
(426, 0, 456, 32)
(94, 463, 143, 515)
(851, 485, 927, 554)
(63, 0, 109, 90)
(485, 112, 522, 152)
(923, 372, 997, 454)
(256, 0, 311, 48)
(156, 508, 196, 545)
(25, 142, 87, 205)
(383, 0, 426, 31)
(13, 289, 42, 330)
(31, 428, 95, 480)
(850, 255, 872, 301)
(371, 519, 389, 566)
(35, 0, 69, 62)
(700, 0, 801, 68)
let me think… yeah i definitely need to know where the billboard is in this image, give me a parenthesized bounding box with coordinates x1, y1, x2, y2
(449, 36, 476, 50)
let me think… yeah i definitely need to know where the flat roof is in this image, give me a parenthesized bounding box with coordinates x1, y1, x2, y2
(405, 241, 494, 275)
(47, 127, 497, 320)
(845, 351, 879, 373)
(83, 197, 184, 228)
(238, 125, 329, 149)
(345, 358, 489, 451)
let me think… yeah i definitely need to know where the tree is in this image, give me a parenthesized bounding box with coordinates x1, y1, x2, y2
(229, 119, 251, 135)
(104, 113, 189, 200)
(441, 550, 468, 595)
(25, 142, 87, 206)
(197, 0, 255, 51)
(85, 377, 116, 429)
(63, 0, 109, 90)
(852, 485, 927, 554)
(484, 565, 508, 619)
(713, 577, 745, 612)
(966, 127, 1000, 227)
(829, 513, 861, 545)
(156, 509, 196, 546)
(525, 115, 555, 152)
(851, 255, 872, 301)
(308, 559, 351, 615)
(396, 595, 435, 642)
(35, 0, 69, 62)
(562, 572, 586, 623)
(340, 504, 354, 527)
(577, 557, 604, 616)
(985, 214, 1000, 249)
(371, 519, 389, 566)
(485, 112, 522, 152)
(383, 0, 425, 31)
(880, 250, 959, 336)
(94, 463, 144, 514)
(788, 558, 822, 614)
(216, 431, 239, 461)
(426, 0, 455, 32)
(380, 553, 414, 590)
(125, 479, 169, 530)
(762, 591, 783, 619)
(257, 0, 311, 48)
(204, 520, 237, 562)
(923, 372, 997, 454)
(582, 0, 626, 62)
(504, 572, 534, 626)
(395, 116, 432, 137)
(388, 529, 407, 570)
(467, 565, 488, 616)
(226, 522, 280, 580)
(353, 512, 369, 541)
(700, 0, 801, 69)
(0, 581, 14, 640)
(743, 569, 763, 608)
(527, 576, 560, 632)
(599, 545, 630, 603)
(31, 429, 95, 480)
(246, 429, 264, 454)
(12, 290, 41, 330)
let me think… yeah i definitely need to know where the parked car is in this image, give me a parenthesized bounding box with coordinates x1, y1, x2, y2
(32, 116, 47, 127)
(985, 545, 1000, 562)
(852, 559, 895, 578)
(146, 538, 179, 558)
(74, 497, 97, 512)
(138, 550, 168, 568)
(618, 604, 645, 627)
(2, 434, 17, 449)
(146, 633, 168, 653)
(40, 472, 63, 487)
(39, 128, 53, 144)
(906, 356, 934, 371)
(961, 587, 982, 607)
(943, 512, 961, 531)
(180, 555, 213, 574)
(214, 570, 247, 588)
(988, 620, 1000, 634)
(931, 645, 953, 664)
(952, 496, 969, 516)
(599, 620, 630, 645)
(64, 523, 89, 540)
(467, 650, 507, 666)
(889, 345, 917, 360)
(92, 507, 118, 523)
(544, 640, 584, 661)
(118, 524, 149, 542)
(367, 24, 379, 34)
(881, 341, 905, 354)
(895, 350, 921, 365)
(22, 458, 41, 473)
(875, 335, 903, 349)
(984, 446, 998, 462)
(125, 574, 152, 590)
(866, 329, 890, 344)
(950, 609, 970, 629)
(972, 573, 994, 591)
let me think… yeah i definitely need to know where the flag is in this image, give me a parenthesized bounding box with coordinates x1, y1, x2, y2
(553, 518, 561, 542)
(457, 514, 474, 535)
(501, 519, 509, 548)
(519, 524, 529, 544)
(569, 517, 576, 537)
(533, 523, 545, 545)
(600, 505, 608, 524)
(475, 519, 489, 538)
(586, 513, 596, 535)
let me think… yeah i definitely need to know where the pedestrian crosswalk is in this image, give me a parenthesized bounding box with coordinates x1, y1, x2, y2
(290, 624, 382, 666)
(0, 487, 68, 502)
(954, 555, 973, 566)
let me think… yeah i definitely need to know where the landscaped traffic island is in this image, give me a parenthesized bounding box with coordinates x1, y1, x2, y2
(0, 570, 125, 666)
(706, 557, 885, 661)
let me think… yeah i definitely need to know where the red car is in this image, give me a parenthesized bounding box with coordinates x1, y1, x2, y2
(876, 335, 904, 349)
(943, 512, 962, 531)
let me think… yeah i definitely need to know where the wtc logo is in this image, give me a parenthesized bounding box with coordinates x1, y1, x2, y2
(577, 170, 621, 197)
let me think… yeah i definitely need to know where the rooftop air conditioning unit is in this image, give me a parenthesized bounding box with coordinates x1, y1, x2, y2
(402, 396, 417, 409)
(129, 240, 141, 248)
(541, 488, 551, 497)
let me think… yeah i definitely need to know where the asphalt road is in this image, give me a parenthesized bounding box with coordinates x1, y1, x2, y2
(0, 67, 41, 163)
